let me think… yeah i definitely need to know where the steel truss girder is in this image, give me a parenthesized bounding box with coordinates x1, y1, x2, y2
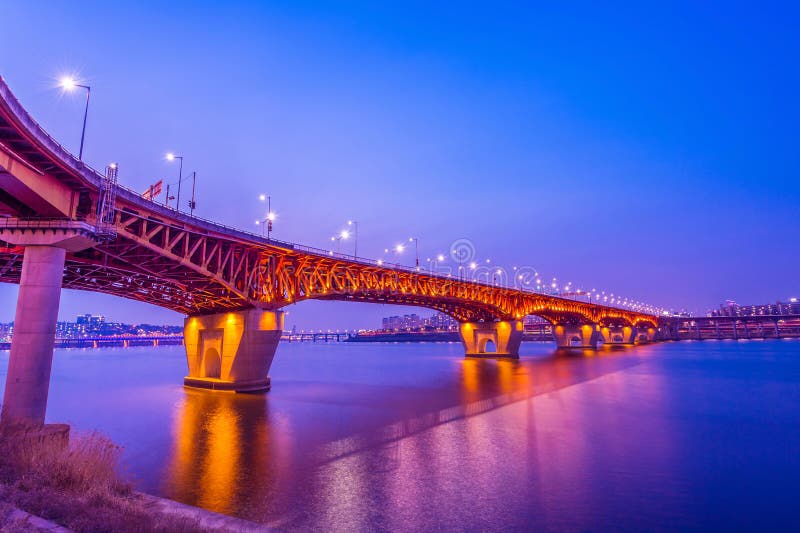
(0, 209, 656, 327)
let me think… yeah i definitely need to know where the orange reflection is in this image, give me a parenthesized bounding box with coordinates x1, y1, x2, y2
(164, 389, 280, 516)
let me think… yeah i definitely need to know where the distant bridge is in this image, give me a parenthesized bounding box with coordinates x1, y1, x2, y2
(663, 315, 800, 341)
(0, 335, 184, 351)
(0, 76, 659, 425)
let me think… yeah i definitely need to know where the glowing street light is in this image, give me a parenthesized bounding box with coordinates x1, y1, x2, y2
(165, 153, 184, 211)
(428, 253, 446, 274)
(256, 194, 276, 239)
(59, 76, 91, 160)
(347, 220, 359, 258)
(408, 237, 420, 269)
(331, 230, 349, 253)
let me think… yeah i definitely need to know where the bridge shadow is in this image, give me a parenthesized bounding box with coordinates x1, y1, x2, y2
(161, 343, 648, 524)
(315, 345, 645, 466)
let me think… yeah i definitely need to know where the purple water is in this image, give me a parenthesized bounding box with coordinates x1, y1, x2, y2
(1, 339, 799, 531)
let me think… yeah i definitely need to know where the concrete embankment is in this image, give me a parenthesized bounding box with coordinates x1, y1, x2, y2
(137, 493, 271, 532)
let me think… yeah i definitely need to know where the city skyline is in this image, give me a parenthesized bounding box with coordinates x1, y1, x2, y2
(1, 2, 798, 329)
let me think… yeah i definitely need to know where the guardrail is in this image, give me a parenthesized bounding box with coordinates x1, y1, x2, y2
(0, 218, 95, 231)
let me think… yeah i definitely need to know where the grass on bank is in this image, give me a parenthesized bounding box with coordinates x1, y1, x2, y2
(0, 425, 222, 532)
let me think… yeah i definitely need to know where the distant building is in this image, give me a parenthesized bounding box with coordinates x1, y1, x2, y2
(523, 315, 549, 326)
(381, 312, 457, 332)
(2, 315, 182, 340)
(710, 299, 800, 317)
(76, 314, 105, 326)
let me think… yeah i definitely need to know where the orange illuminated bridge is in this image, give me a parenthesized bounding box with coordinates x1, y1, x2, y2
(0, 76, 660, 426)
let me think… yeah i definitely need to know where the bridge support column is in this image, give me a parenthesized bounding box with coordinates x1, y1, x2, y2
(183, 309, 283, 392)
(658, 321, 680, 341)
(1, 246, 66, 425)
(600, 326, 637, 345)
(554, 324, 598, 349)
(459, 320, 523, 357)
(0, 221, 98, 427)
(636, 326, 658, 344)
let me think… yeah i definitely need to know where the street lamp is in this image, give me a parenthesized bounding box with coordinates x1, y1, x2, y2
(166, 153, 184, 212)
(381, 243, 406, 267)
(331, 230, 349, 253)
(59, 77, 91, 160)
(347, 220, 359, 258)
(427, 253, 445, 275)
(257, 195, 276, 239)
(408, 237, 419, 269)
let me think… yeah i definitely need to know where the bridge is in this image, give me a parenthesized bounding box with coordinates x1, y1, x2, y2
(0, 76, 659, 425)
(0, 335, 184, 351)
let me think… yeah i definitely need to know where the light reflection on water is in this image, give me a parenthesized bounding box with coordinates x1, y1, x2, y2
(2, 340, 800, 531)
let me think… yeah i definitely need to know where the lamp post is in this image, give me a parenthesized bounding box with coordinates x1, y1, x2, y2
(348, 220, 358, 258)
(59, 77, 91, 160)
(428, 253, 445, 275)
(188, 172, 197, 216)
(166, 153, 183, 211)
(165, 184, 175, 208)
(257, 194, 276, 239)
(331, 230, 349, 254)
(383, 243, 406, 267)
(408, 237, 419, 269)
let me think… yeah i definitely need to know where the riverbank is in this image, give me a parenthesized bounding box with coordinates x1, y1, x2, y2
(0, 424, 258, 532)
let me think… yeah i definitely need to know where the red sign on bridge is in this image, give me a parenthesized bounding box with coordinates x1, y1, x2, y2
(142, 180, 163, 201)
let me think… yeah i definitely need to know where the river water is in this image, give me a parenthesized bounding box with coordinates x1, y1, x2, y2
(1, 339, 799, 531)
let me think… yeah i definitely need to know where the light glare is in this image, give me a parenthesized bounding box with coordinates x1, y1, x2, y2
(59, 77, 77, 91)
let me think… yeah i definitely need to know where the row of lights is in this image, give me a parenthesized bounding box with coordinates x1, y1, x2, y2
(320, 226, 666, 314)
(60, 76, 197, 215)
(58, 76, 664, 315)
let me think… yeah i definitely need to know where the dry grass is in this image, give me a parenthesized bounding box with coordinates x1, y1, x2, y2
(0, 424, 222, 532)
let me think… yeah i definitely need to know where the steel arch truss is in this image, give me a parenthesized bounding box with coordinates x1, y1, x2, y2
(0, 208, 658, 327)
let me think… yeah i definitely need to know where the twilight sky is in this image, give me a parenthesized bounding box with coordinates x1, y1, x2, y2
(0, 1, 798, 329)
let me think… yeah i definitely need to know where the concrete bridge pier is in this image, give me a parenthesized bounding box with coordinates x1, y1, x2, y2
(1, 246, 65, 425)
(600, 326, 637, 345)
(0, 222, 98, 426)
(459, 319, 523, 357)
(553, 324, 598, 349)
(658, 320, 680, 341)
(183, 309, 283, 392)
(636, 326, 658, 344)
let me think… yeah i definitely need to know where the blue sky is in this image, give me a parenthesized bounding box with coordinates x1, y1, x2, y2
(1, 1, 797, 328)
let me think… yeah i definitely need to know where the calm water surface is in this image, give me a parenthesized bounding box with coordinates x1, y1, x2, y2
(2, 339, 799, 531)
